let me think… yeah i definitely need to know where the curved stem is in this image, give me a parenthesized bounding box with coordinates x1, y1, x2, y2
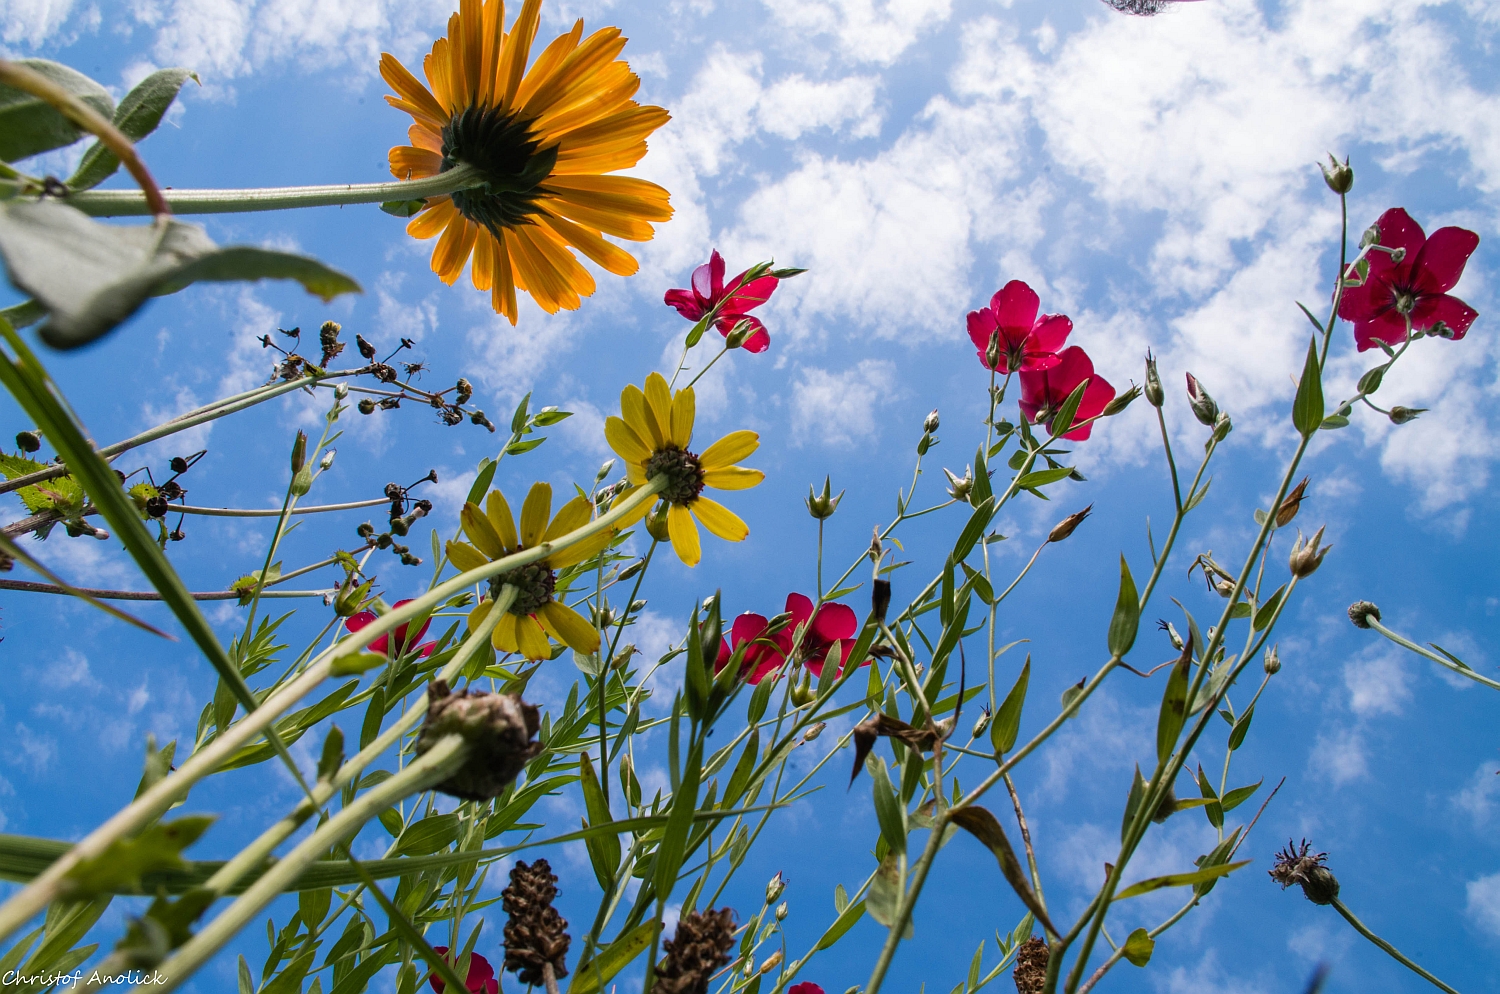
(1330, 897, 1461, 994)
(60, 164, 483, 217)
(1363, 616, 1500, 692)
(0, 578, 329, 600)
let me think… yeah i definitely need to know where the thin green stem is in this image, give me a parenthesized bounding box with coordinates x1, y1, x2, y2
(176, 497, 388, 517)
(1364, 617, 1500, 692)
(1330, 897, 1461, 994)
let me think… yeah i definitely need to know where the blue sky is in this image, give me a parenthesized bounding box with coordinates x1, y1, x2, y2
(2, 0, 1499, 991)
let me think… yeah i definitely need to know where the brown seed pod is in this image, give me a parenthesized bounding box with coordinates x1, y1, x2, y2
(414, 680, 542, 801)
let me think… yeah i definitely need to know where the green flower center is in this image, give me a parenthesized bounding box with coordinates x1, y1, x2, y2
(645, 446, 706, 505)
(441, 104, 559, 233)
(1392, 290, 1416, 315)
(490, 559, 556, 616)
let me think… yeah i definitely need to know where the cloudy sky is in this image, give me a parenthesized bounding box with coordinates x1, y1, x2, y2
(1, 0, 1498, 991)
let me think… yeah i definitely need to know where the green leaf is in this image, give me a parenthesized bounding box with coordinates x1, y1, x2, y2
(578, 753, 620, 890)
(1357, 365, 1385, 396)
(1156, 652, 1190, 765)
(63, 816, 214, 897)
(1015, 466, 1072, 490)
(394, 813, 460, 856)
(1428, 642, 1473, 672)
(1292, 336, 1324, 436)
(722, 729, 759, 807)
(1122, 766, 1146, 842)
(1107, 555, 1140, 657)
(316, 726, 344, 784)
(1193, 827, 1243, 897)
(380, 200, 427, 217)
(1220, 779, 1262, 813)
(1194, 765, 1223, 830)
(653, 740, 701, 898)
(568, 921, 658, 994)
(1122, 928, 1155, 967)
(1113, 861, 1250, 900)
(0, 59, 113, 162)
(1047, 378, 1090, 439)
(990, 656, 1031, 755)
(466, 458, 497, 506)
(67, 68, 197, 191)
(816, 898, 866, 951)
(1252, 586, 1286, 632)
(1227, 703, 1254, 751)
(952, 496, 996, 563)
(330, 651, 388, 677)
(971, 444, 993, 506)
(1183, 477, 1212, 512)
(1319, 414, 1350, 430)
(868, 754, 907, 856)
(948, 806, 1055, 935)
(0, 201, 360, 350)
(864, 855, 911, 939)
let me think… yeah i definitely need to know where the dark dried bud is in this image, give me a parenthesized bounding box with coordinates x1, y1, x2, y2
(1185, 372, 1218, 426)
(1388, 405, 1426, 425)
(872, 579, 892, 624)
(399, 553, 423, 566)
(356, 334, 377, 360)
(1012, 937, 1049, 994)
(1149, 779, 1178, 823)
(1048, 504, 1092, 543)
(378, 397, 401, 410)
(654, 908, 736, 994)
(440, 408, 463, 426)
(413, 498, 433, 515)
(144, 496, 169, 519)
(1320, 154, 1354, 195)
(158, 480, 184, 500)
(415, 680, 542, 801)
(15, 430, 41, 453)
(383, 483, 403, 499)
(923, 409, 941, 433)
(372, 363, 398, 384)
(1270, 839, 1340, 905)
(358, 399, 376, 415)
(1144, 351, 1164, 408)
(1276, 477, 1309, 528)
(502, 858, 570, 986)
(356, 521, 375, 538)
(168, 527, 185, 542)
(1347, 600, 1380, 629)
(454, 377, 473, 405)
(290, 430, 308, 474)
(319, 321, 345, 366)
(471, 410, 496, 432)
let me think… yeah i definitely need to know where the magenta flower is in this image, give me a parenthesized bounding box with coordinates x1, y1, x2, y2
(664, 250, 780, 354)
(1338, 207, 1480, 352)
(346, 598, 435, 658)
(427, 949, 498, 994)
(785, 593, 861, 679)
(966, 280, 1072, 374)
(1019, 346, 1116, 441)
(788, 985, 825, 994)
(717, 612, 793, 684)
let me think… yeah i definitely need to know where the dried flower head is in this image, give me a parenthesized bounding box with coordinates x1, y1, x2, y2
(1270, 839, 1341, 905)
(1012, 937, 1049, 994)
(1048, 504, 1092, 543)
(1288, 526, 1331, 578)
(654, 908, 736, 994)
(501, 859, 570, 987)
(415, 680, 542, 800)
(1347, 600, 1381, 629)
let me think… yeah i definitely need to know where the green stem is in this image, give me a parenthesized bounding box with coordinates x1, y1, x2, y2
(1363, 617, 1500, 692)
(1330, 897, 1461, 994)
(176, 497, 388, 517)
(61, 164, 483, 218)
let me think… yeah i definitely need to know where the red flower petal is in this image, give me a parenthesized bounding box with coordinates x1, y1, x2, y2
(1353, 311, 1409, 352)
(723, 274, 779, 314)
(1410, 293, 1479, 341)
(785, 593, 815, 627)
(665, 287, 706, 320)
(810, 601, 857, 644)
(1412, 226, 1480, 295)
(992, 280, 1040, 332)
(1372, 207, 1427, 263)
(1337, 277, 1388, 323)
(967, 307, 999, 352)
(1029, 313, 1072, 354)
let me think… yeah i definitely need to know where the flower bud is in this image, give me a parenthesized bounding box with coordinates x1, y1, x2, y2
(923, 409, 941, 433)
(1211, 411, 1232, 443)
(1319, 154, 1354, 195)
(334, 577, 373, 617)
(1185, 373, 1218, 426)
(319, 448, 336, 471)
(15, 430, 40, 453)
(872, 578, 891, 624)
(1388, 405, 1426, 425)
(1048, 504, 1092, 543)
(765, 872, 785, 905)
(1276, 477, 1309, 528)
(1214, 578, 1236, 598)
(803, 721, 826, 743)
(1288, 525, 1330, 578)
(724, 319, 755, 349)
(470, 410, 496, 432)
(971, 707, 992, 739)
(1263, 643, 1281, 675)
(455, 377, 473, 405)
(774, 902, 788, 922)
(290, 430, 308, 474)
(758, 951, 784, 975)
(1102, 384, 1141, 417)
(1148, 779, 1178, 823)
(1347, 600, 1381, 629)
(1158, 619, 1185, 651)
(790, 672, 816, 707)
(943, 466, 973, 502)
(358, 398, 376, 415)
(985, 330, 1002, 372)
(645, 502, 672, 543)
(806, 476, 843, 520)
(595, 459, 615, 482)
(1144, 351, 1164, 407)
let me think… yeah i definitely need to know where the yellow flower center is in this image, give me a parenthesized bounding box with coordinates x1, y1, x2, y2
(491, 559, 556, 615)
(442, 104, 559, 233)
(645, 445, 706, 504)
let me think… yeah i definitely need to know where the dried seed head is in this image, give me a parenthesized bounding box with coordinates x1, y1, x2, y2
(1048, 504, 1093, 543)
(502, 858, 570, 986)
(1012, 937, 1049, 994)
(1270, 839, 1340, 905)
(872, 579, 892, 624)
(1288, 526, 1330, 578)
(654, 908, 736, 994)
(14, 430, 40, 453)
(1347, 600, 1381, 629)
(415, 680, 542, 801)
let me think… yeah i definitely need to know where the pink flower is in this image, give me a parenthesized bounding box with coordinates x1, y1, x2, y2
(716, 612, 792, 684)
(665, 250, 780, 354)
(1018, 346, 1116, 441)
(1338, 207, 1480, 352)
(788, 985, 825, 994)
(427, 949, 498, 994)
(966, 280, 1072, 374)
(345, 598, 435, 658)
(785, 593, 861, 679)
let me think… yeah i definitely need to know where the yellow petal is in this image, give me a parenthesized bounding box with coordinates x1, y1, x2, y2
(626, 460, 646, 485)
(543, 495, 592, 543)
(538, 193, 656, 241)
(703, 466, 764, 491)
(447, 540, 491, 573)
(550, 529, 613, 569)
(492, 227, 519, 323)
(432, 214, 478, 285)
(670, 385, 695, 448)
(667, 503, 701, 567)
(497, 0, 543, 108)
(514, 19, 583, 110)
(493, 610, 520, 653)
(477, 0, 503, 105)
(644, 373, 674, 449)
(520, 481, 552, 548)
(486, 490, 519, 550)
(542, 601, 601, 653)
(539, 212, 639, 277)
(380, 52, 448, 127)
(389, 145, 443, 180)
(467, 598, 493, 634)
(605, 415, 651, 466)
(699, 430, 759, 470)
(406, 198, 456, 240)
(461, 501, 504, 559)
(519, 27, 625, 119)
(539, 174, 674, 223)
(620, 384, 662, 449)
(516, 613, 553, 660)
(691, 496, 749, 542)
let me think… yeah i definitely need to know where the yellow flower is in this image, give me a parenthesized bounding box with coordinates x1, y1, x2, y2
(604, 372, 764, 567)
(381, 0, 673, 324)
(447, 482, 610, 660)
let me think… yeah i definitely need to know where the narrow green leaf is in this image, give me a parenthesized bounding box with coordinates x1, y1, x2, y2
(1194, 764, 1223, 830)
(868, 754, 907, 857)
(952, 496, 996, 563)
(722, 729, 759, 807)
(1194, 827, 1243, 897)
(948, 806, 1055, 936)
(815, 898, 866, 951)
(1015, 466, 1073, 490)
(971, 444, 993, 506)
(68, 68, 197, 191)
(1183, 477, 1212, 512)
(1292, 336, 1324, 436)
(653, 740, 701, 898)
(990, 656, 1031, 755)
(1114, 861, 1250, 900)
(1107, 555, 1140, 657)
(569, 920, 659, 994)
(1220, 779, 1263, 813)
(1156, 653, 1191, 765)
(1121, 765, 1145, 843)
(1252, 586, 1286, 632)
(1227, 704, 1254, 751)
(578, 754, 620, 890)
(864, 855, 912, 939)
(466, 458, 497, 506)
(1047, 378, 1090, 439)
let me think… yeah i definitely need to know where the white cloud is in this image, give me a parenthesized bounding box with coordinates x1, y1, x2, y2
(1342, 649, 1412, 717)
(789, 359, 898, 448)
(2, 0, 97, 49)
(1153, 950, 1271, 994)
(1309, 725, 1367, 785)
(1467, 871, 1500, 937)
(764, 0, 954, 67)
(1453, 761, 1500, 829)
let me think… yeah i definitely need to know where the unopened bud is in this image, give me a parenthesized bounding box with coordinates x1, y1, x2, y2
(595, 459, 615, 482)
(1263, 644, 1281, 675)
(1185, 373, 1218, 426)
(806, 476, 843, 520)
(356, 334, 377, 360)
(802, 721, 826, 743)
(1276, 477, 1309, 528)
(1158, 619, 1185, 651)
(872, 578, 892, 624)
(290, 466, 313, 497)
(765, 872, 785, 904)
(943, 466, 973, 502)
(758, 951, 783, 975)
(1048, 504, 1092, 543)
(985, 330, 1001, 372)
(14, 430, 40, 453)
(358, 398, 376, 415)
(1214, 579, 1235, 598)
(1319, 154, 1354, 195)
(1149, 780, 1178, 824)
(320, 448, 336, 471)
(1288, 525, 1330, 578)
(1144, 351, 1164, 407)
(790, 672, 817, 707)
(1347, 600, 1381, 629)
(1102, 384, 1141, 417)
(724, 319, 755, 349)
(645, 502, 672, 543)
(1211, 411, 1232, 443)
(470, 410, 496, 432)
(1300, 865, 1340, 905)
(290, 431, 308, 473)
(923, 409, 940, 433)
(775, 902, 788, 922)
(1388, 405, 1426, 425)
(356, 521, 375, 538)
(455, 377, 473, 405)
(971, 707, 992, 738)
(869, 528, 884, 565)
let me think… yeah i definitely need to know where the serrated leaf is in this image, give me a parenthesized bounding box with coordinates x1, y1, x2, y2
(1292, 336, 1324, 436)
(1122, 928, 1154, 967)
(1108, 555, 1140, 657)
(67, 68, 197, 191)
(0, 59, 113, 162)
(1113, 861, 1249, 900)
(990, 656, 1030, 755)
(0, 201, 360, 349)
